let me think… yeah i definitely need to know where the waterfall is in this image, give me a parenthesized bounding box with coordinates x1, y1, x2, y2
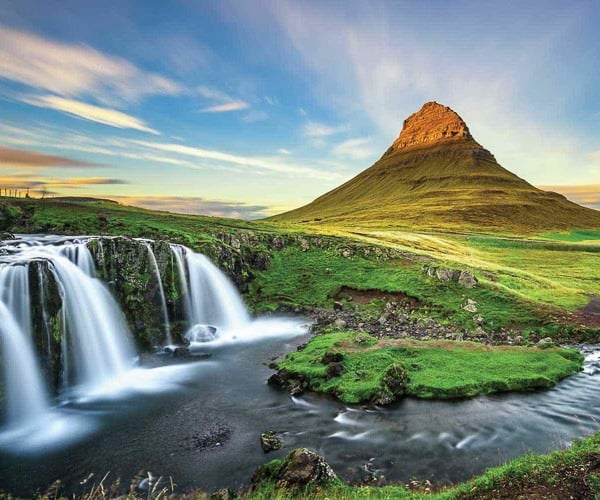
(47, 253, 136, 391)
(58, 241, 96, 276)
(171, 245, 250, 340)
(0, 242, 135, 395)
(0, 263, 32, 337)
(0, 302, 49, 427)
(143, 242, 172, 345)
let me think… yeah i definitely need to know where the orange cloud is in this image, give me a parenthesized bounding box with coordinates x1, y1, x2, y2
(0, 145, 97, 168)
(539, 184, 600, 210)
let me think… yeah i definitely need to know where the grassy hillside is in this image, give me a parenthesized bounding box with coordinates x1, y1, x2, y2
(271, 140, 600, 234)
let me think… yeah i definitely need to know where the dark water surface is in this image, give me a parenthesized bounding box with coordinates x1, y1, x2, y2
(1, 335, 599, 496)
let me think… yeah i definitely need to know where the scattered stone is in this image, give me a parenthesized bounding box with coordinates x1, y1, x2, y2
(424, 266, 478, 288)
(474, 314, 484, 326)
(333, 301, 344, 311)
(173, 346, 190, 357)
(299, 239, 310, 252)
(252, 448, 337, 489)
(435, 268, 460, 281)
(537, 337, 555, 349)
(462, 299, 478, 313)
(377, 314, 388, 325)
(260, 430, 283, 453)
(210, 488, 236, 500)
(458, 271, 478, 288)
(334, 319, 347, 328)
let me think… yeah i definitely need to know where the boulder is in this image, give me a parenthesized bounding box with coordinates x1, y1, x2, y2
(255, 448, 337, 488)
(260, 430, 283, 453)
(435, 268, 460, 281)
(462, 299, 478, 313)
(333, 319, 347, 328)
(458, 271, 478, 288)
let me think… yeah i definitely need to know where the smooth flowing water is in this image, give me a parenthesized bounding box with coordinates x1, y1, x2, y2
(1, 235, 600, 496)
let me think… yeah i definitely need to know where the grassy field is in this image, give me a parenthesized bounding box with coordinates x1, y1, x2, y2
(273, 331, 583, 403)
(277, 225, 600, 314)
(249, 245, 544, 332)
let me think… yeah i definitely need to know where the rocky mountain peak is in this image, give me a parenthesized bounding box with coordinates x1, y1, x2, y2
(389, 101, 472, 153)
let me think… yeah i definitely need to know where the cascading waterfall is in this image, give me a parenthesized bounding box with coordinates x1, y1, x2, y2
(143, 241, 172, 345)
(0, 302, 49, 427)
(0, 234, 303, 452)
(48, 253, 136, 391)
(0, 263, 32, 337)
(57, 240, 96, 276)
(171, 244, 250, 341)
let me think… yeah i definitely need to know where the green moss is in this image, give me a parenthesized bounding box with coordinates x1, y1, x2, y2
(275, 332, 583, 403)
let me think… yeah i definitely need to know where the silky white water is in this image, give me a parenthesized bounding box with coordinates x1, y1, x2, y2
(143, 241, 172, 345)
(171, 245, 250, 341)
(0, 235, 305, 452)
(0, 302, 49, 427)
(48, 252, 136, 392)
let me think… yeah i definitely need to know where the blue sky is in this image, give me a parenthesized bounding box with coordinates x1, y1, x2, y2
(1, 0, 599, 217)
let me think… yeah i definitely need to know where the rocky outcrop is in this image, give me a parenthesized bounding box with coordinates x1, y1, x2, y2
(388, 101, 472, 154)
(88, 237, 185, 347)
(252, 448, 337, 490)
(424, 266, 478, 288)
(28, 259, 64, 392)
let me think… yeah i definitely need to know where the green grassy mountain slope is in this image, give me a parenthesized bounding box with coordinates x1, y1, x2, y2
(272, 102, 600, 234)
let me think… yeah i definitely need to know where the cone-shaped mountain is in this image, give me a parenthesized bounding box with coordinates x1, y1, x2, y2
(272, 102, 600, 233)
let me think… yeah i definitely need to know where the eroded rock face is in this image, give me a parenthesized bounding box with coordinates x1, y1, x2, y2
(388, 101, 472, 153)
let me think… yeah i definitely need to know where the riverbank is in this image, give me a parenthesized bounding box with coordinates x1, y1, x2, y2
(248, 432, 600, 499)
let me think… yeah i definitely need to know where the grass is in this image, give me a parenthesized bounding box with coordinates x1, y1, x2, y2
(274, 331, 583, 403)
(296, 226, 600, 314)
(541, 229, 600, 243)
(249, 432, 600, 499)
(249, 245, 551, 332)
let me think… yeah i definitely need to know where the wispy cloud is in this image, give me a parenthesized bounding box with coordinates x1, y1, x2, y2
(0, 145, 97, 167)
(132, 140, 344, 180)
(199, 100, 250, 113)
(22, 95, 159, 134)
(332, 137, 375, 160)
(303, 121, 346, 138)
(110, 195, 270, 219)
(196, 85, 251, 114)
(259, 1, 597, 185)
(0, 25, 182, 104)
(538, 184, 600, 210)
